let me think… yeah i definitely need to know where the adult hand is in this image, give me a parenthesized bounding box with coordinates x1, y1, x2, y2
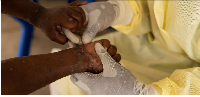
(65, 1, 134, 44)
(64, 1, 117, 44)
(36, 1, 87, 45)
(70, 43, 158, 95)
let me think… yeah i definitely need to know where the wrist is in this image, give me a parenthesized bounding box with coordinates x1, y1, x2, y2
(31, 6, 46, 27)
(59, 46, 90, 74)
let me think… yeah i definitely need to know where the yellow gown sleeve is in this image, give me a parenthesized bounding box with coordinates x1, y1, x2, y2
(152, 67, 200, 95)
(112, 1, 200, 95)
(112, 0, 151, 36)
(113, 0, 200, 62)
(153, 1, 200, 62)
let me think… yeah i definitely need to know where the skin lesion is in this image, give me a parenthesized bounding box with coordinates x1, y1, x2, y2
(80, 39, 121, 74)
(1, 39, 121, 95)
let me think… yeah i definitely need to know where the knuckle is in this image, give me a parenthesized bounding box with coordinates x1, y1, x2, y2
(77, 15, 83, 21)
(101, 39, 110, 45)
(65, 20, 78, 29)
(73, 13, 83, 21)
(71, 29, 78, 33)
(68, 17, 74, 22)
(73, 21, 79, 27)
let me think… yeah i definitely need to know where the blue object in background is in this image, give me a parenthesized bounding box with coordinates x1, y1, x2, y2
(68, 0, 95, 3)
(13, 0, 94, 57)
(11, 0, 38, 57)
(12, 17, 34, 57)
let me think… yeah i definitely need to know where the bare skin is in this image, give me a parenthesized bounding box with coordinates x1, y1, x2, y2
(2, 0, 87, 44)
(1, 39, 121, 95)
(1, 0, 121, 95)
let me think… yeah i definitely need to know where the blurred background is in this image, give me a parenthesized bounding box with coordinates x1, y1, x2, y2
(1, 0, 113, 95)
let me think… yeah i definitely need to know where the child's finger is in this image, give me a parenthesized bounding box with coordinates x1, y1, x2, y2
(69, 1, 88, 6)
(51, 30, 68, 45)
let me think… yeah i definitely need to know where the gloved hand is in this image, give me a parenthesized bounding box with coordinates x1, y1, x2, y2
(64, 1, 134, 44)
(70, 43, 159, 95)
(36, 1, 87, 45)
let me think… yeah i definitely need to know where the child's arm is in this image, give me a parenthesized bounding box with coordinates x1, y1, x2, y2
(1, 39, 121, 95)
(2, 0, 87, 44)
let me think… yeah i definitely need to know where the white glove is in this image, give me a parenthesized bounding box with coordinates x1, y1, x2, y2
(70, 43, 159, 95)
(64, 1, 134, 44)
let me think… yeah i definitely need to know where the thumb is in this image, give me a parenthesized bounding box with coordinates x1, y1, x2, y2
(94, 43, 117, 77)
(81, 15, 100, 44)
(63, 28, 82, 45)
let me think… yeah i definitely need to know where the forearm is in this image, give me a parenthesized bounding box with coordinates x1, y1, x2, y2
(2, 0, 45, 26)
(1, 46, 88, 95)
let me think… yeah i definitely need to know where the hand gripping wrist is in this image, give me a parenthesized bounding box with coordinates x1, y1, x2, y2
(71, 43, 159, 95)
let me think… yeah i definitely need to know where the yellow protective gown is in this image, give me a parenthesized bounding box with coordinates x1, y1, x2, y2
(52, 0, 200, 95)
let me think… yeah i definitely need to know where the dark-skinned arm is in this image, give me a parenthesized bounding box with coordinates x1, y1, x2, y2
(2, 0, 87, 44)
(1, 39, 121, 95)
(1, 46, 89, 95)
(2, 0, 44, 26)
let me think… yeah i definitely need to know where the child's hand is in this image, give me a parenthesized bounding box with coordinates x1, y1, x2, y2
(62, 39, 121, 74)
(82, 39, 121, 73)
(36, 1, 87, 45)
